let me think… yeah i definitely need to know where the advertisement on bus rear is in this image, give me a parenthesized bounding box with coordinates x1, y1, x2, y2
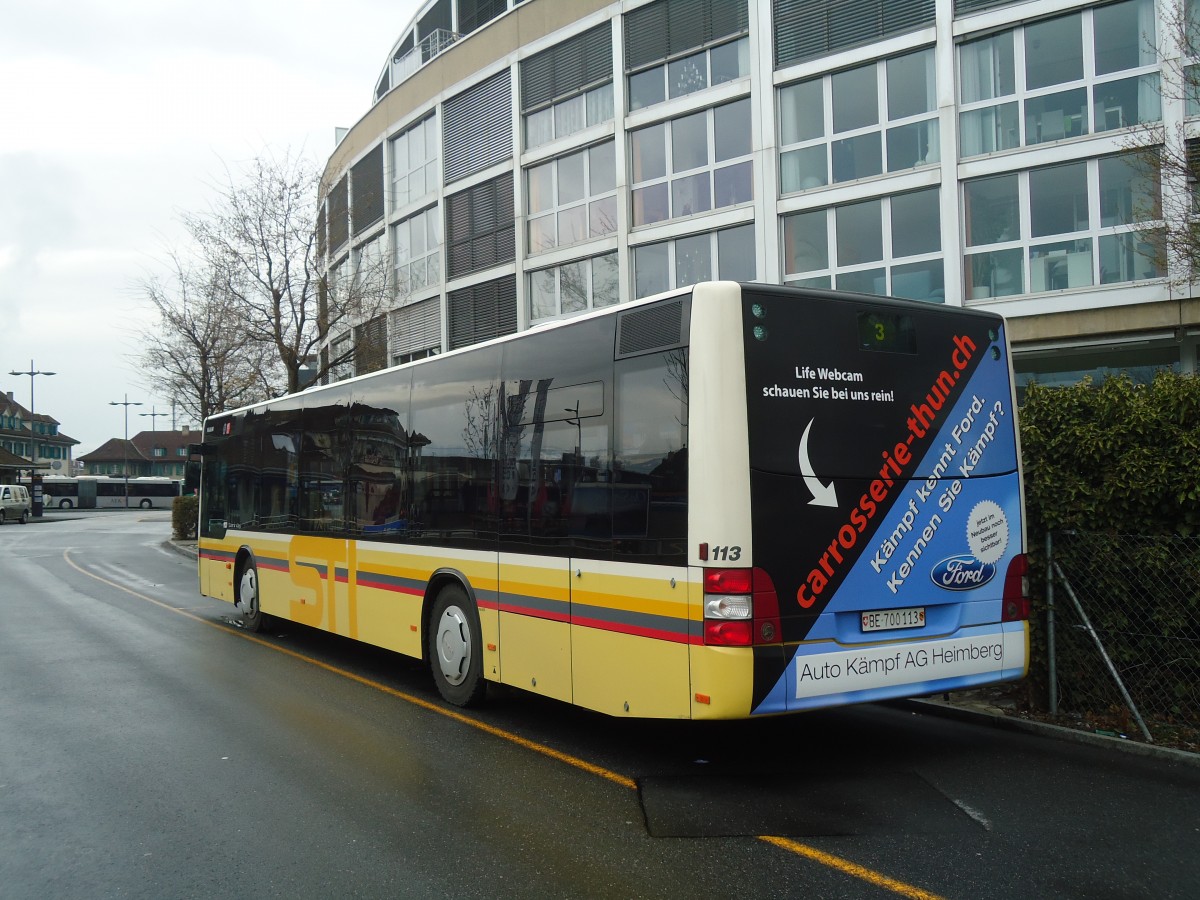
(741, 288, 1023, 713)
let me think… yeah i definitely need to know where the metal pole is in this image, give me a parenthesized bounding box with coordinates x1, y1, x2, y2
(1052, 560, 1153, 742)
(8, 359, 56, 516)
(1046, 531, 1057, 715)
(138, 406, 165, 431)
(109, 394, 143, 508)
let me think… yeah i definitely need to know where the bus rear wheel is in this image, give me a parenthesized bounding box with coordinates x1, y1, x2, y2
(428, 585, 486, 708)
(139, 499, 152, 509)
(236, 559, 269, 633)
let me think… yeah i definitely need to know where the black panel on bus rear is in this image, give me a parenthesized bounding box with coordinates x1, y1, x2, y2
(740, 286, 1019, 646)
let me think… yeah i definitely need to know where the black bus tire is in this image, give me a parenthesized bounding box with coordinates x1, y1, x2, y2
(140, 499, 152, 509)
(428, 584, 486, 708)
(60, 499, 72, 509)
(236, 558, 269, 633)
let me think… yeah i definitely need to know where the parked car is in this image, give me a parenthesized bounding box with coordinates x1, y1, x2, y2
(0, 484, 31, 524)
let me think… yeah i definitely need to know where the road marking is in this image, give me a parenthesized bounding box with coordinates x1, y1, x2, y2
(951, 798, 993, 831)
(64, 548, 948, 899)
(758, 837, 947, 899)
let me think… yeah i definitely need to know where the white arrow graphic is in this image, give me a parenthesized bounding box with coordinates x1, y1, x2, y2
(799, 419, 838, 508)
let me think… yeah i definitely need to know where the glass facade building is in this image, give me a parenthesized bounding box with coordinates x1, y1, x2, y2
(319, 0, 1200, 391)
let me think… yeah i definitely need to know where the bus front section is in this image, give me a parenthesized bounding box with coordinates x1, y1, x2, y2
(690, 283, 1027, 717)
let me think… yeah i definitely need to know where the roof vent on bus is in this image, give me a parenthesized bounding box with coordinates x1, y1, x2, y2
(616, 299, 688, 358)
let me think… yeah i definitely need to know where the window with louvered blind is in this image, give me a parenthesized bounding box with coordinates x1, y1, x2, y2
(391, 298, 442, 361)
(352, 145, 384, 236)
(448, 275, 517, 349)
(355, 314, 389, 376)
(443, 71, 513, 183)
(522, 24, 612, 111)
(328, 177, 349, 252)
(445, 172, 515, 279)
(624, 0, 748, 71)
(954, 0, 1019, 14)
(774, 0, 933, 69)
(522, 23, 615, 149)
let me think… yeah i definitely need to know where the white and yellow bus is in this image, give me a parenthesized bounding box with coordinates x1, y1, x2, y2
(193, 282, 1028, 719)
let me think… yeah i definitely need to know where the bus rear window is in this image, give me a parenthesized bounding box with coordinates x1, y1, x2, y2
(857, 311, 916, 354)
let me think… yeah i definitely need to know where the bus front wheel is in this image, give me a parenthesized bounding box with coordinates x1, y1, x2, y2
(139, 499, 152, 509)
(428, 585, 486, 708)
(59, 499, 72, 509)
(236, 559, 269, 633)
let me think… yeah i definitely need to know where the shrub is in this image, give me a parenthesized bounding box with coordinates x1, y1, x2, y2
(172, 494, 198, 540)
(1017, 371, 1200, 713)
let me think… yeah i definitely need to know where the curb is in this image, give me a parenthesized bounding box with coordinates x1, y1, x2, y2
(163, 539, 199, 560)
(900, 697, 1200, 767)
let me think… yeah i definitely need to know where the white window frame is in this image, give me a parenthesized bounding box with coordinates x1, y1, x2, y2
(781, 189, 945, 301)
(961, 153, 1165, 303)
(392, 206, 442, 297)
(627, 35, 750, 112)
(528, 251, 620, 321)
(632, 223, 756, 299)
(524, 82, 615, 151)
(629, 98, 754, 228)
(778, 46, 940, 196)
(390, 113, 438, 211)
(957, 2, 1161, 158)
(525, 141, 618, 255)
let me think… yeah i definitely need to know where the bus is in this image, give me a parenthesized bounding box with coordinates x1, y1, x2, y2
(192, 282, 1028, 719)
(42, 475, 181, 509)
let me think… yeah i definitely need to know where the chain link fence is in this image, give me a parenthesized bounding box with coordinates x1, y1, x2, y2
(1045, 531, 1200, 745)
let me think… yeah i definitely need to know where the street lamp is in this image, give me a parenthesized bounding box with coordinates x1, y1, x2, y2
(9, 360, 55, 516)
(109, 394, 143, 508)
(139, 406, 166, 430)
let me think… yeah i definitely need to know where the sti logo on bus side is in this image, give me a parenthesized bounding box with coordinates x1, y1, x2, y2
(930, 554, 996, 591)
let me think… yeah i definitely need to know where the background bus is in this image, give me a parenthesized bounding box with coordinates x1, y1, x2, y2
(42, 476, 181, 509)
(192, 282, 1028, 719)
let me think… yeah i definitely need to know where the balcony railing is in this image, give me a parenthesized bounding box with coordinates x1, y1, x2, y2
(391, 29, 462, 91)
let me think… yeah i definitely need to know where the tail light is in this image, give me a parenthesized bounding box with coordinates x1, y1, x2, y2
(1002, 553, 1030, 622)
(703, 568, 782, 646)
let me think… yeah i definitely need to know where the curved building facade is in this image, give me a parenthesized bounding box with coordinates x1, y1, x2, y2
(319, 0, 1200, 389)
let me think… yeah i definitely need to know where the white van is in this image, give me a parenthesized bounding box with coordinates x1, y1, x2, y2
(0, 484, 31, 524)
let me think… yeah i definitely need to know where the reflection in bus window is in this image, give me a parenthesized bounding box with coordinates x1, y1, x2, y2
(613, 348, 688, 563)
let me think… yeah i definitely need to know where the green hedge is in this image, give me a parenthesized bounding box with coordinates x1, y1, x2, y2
(1017, 371, 1200, 718)
(1020, 371, 1200, 538)
(172, 494, 198, 540)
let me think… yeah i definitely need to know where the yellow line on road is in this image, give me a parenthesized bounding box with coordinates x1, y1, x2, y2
(65, 548, 948, 899)
(758, 836, 947, 899)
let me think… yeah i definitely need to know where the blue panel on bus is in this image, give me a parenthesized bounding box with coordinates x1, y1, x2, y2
(739, 287, 1024, 715)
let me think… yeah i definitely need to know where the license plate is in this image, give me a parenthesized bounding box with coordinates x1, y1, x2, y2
(861, 606, 926, 632)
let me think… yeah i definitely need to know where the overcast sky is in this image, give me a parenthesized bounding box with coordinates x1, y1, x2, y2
(0, 0, 423, 457)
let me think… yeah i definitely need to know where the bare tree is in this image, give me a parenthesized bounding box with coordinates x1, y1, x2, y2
(184, 152, 393, 395)
(1120, 1, 1199, 287)
(137, 252, 272, 425)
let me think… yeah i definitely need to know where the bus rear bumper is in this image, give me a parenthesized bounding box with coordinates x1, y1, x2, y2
(750, 621, 1028, 715)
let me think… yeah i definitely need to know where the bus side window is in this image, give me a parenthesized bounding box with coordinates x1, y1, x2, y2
(613, 349, 688, 565)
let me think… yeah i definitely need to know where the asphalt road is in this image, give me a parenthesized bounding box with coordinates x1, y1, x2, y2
(1, 512, 1198, 899)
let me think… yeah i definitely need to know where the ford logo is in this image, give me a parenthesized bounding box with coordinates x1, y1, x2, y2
(930, 554, 996, 591)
